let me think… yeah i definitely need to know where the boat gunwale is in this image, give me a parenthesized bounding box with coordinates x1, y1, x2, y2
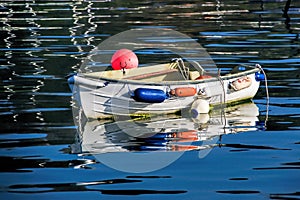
(78, 68, 260, 86)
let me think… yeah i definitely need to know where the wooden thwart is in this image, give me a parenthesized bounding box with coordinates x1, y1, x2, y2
(125, 69, 178, 80)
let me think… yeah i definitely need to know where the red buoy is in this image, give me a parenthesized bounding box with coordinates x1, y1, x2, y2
(111, 49, 138, 70)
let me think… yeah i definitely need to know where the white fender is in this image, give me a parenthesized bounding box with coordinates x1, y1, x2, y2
(190, 99, 210, 118)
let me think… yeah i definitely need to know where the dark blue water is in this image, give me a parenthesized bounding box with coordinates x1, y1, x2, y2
(1, 1, 300, 199)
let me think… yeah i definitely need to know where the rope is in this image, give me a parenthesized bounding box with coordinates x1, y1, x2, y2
(190, 60, 205, 75)
(217, 68, 226, 128)
(256, 64, 269, 126)
(171, 58, 189, 80)
(179, 59, 189, 80)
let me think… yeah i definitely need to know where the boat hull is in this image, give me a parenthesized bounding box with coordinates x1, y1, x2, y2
(70, 68, 261, 119)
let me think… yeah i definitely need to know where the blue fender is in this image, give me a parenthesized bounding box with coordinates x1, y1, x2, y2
(133, 88, 168, 103)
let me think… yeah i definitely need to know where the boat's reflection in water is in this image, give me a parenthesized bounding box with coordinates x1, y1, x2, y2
(72, 102, 265, 161)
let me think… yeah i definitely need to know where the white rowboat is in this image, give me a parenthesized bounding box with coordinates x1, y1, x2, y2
(68, 59, 265, 119)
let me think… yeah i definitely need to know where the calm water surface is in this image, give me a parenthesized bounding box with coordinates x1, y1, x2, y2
(0, 0, 300, 199)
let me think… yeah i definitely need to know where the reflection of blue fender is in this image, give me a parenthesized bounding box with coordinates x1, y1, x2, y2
(139, 146, 168, 151)
(256, 121, 266, 131)
(133, 88, 168, 103)
(148, 133, 172, 140)
(143, 140, 168, 146)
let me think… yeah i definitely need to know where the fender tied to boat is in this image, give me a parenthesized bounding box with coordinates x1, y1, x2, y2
(255, 72, 265, 81)
(170, 87, 197, 97)
(190, 99, 210, 118)
(66, 73, 76, 91)
(133, 88, 168, 103)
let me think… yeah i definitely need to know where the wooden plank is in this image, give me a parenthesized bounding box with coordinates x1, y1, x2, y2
(125, 69, 178, 80)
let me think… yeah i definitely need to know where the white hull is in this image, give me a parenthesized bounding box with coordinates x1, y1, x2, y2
(70, 64, 262, 119)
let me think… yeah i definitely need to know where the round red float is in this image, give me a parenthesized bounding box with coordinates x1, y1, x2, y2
(111, 49, 138, 70)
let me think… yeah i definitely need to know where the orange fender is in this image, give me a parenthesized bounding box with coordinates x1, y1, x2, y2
(170, 87, 197, 97)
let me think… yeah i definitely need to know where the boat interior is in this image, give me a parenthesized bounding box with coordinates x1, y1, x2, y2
(85, 60, 206, 82)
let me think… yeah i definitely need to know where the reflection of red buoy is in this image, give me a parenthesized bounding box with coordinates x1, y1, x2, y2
(171, 144, 199, 151)
(174, 130, 199, 142)
(111, 49, 138, 70)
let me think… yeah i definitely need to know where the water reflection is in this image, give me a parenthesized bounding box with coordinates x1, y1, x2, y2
(71, 102, 264, 171)
(9, 177, 186, 195)
(0, 0, 299, 198)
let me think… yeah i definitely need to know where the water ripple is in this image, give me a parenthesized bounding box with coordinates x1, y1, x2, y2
(0, 0, 300, 199)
